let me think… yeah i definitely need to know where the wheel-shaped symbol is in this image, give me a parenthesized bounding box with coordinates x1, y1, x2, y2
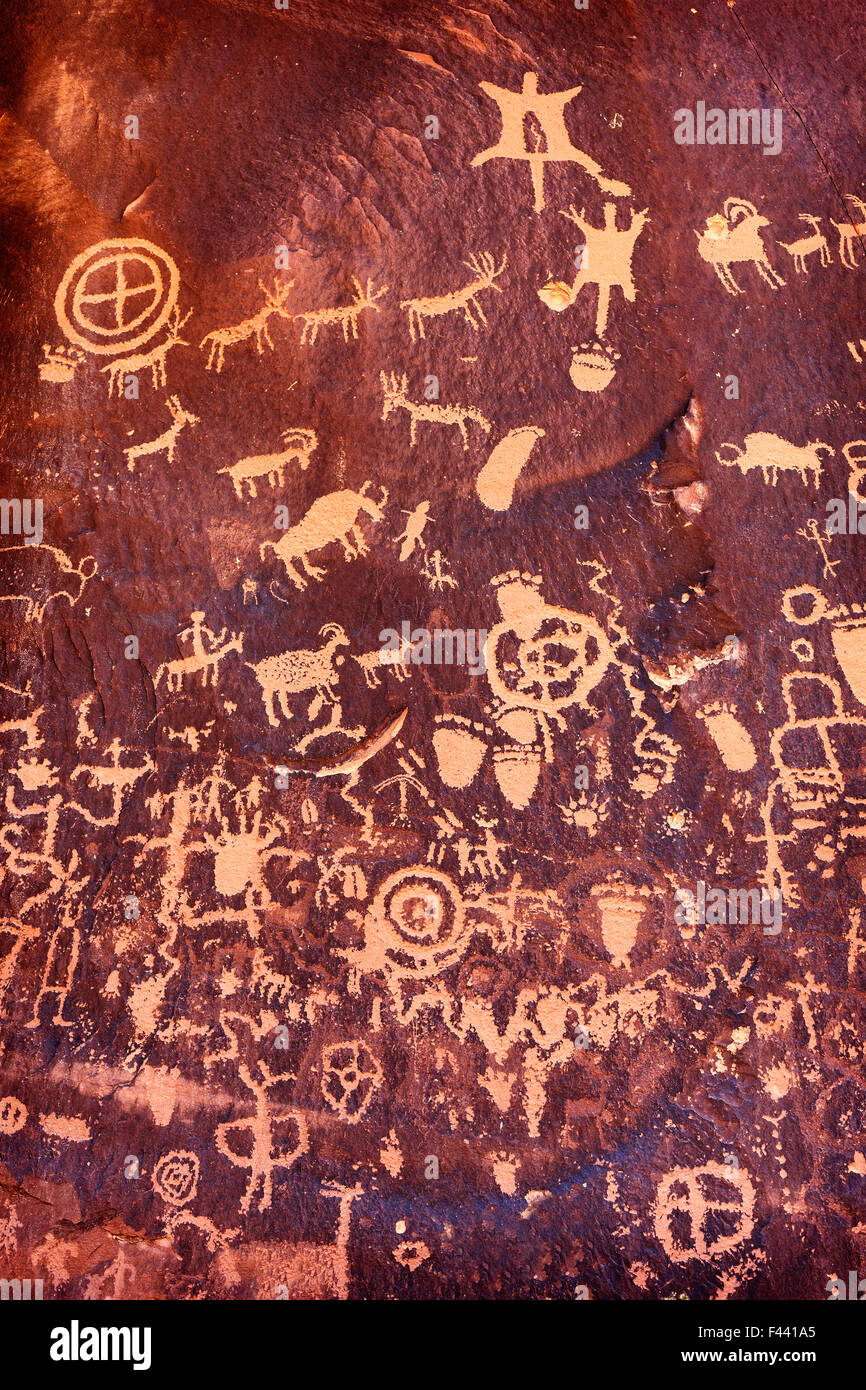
(54, 238, 179, 355)
(653, 1162, 755, 1263)
(487, 609, 613, 712)
(368, 866, 469, 978)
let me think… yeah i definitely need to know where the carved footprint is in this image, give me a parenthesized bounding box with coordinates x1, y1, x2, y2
(696, 700, 756, 772)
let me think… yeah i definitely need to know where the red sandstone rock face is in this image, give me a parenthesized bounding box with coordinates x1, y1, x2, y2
(0, 0, 864, 1300)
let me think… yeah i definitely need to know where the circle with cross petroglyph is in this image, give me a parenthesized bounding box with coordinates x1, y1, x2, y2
(653, 1162, 755, 1263)
(54, 238, 179, 355)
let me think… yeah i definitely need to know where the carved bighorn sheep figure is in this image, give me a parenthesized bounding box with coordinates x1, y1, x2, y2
(219, 428, 318, 500)
(246, 624, 350, 728)
(696, 199, 785, 295)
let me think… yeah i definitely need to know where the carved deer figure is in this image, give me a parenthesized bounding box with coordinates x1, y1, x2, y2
(696, 198, 785, 295)
(101, 308, 192, 396)
(218, 428, 318, 500)
(259, 482, 388, 590)
(401, 252, 507, 341)
(200, 278, 294, 372)
(778, 215, 832, 273)
(294, 277, 388, 346)
(123, 396, 200, 473)
(379, 372, 491, 451)
(830, 195, 866, 270)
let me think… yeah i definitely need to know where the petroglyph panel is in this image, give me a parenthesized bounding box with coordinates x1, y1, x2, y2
(1, 0, 865, 1310)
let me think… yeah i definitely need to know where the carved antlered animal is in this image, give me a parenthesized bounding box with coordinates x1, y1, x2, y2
(218, 429, 318, 499)
(295, 278, 387, 346)
(696, 199, 785, 295)
(200, 278, 294, 372)
(401, 252, 507, 341)
(379, 372, 491, 450)
(716, 432, 832, 486)
(101, 308, 192, 396)
(123, 396, 200, 473)
(830, 195, 866, 269)
(778, 215, 832, 273)
(259, 482, 388, 589)
(246, 624, 350, 728)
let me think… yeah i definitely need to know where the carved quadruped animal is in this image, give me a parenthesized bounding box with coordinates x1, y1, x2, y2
(716, 432, 831, 486)
(401, 252, 507, 341)
(830, 195, 866, 269)
(102, 307, 192, 396)
(200, 278, 294, 372)
(219, 428, 318, 500)
(0, 545, 97, 623)
(696, 198, 785, 295)
(247, 623, 350, 728)
(295, 277, 387, 346)
(380, 372, 491, 450)
(155, 612, 243, 693)
(778, 215, 831, 273)
(259, 482, 388, 590)
(246, 624, 366, 751)
(354, 642, 411, 688)
(124, 395, 200, 473)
